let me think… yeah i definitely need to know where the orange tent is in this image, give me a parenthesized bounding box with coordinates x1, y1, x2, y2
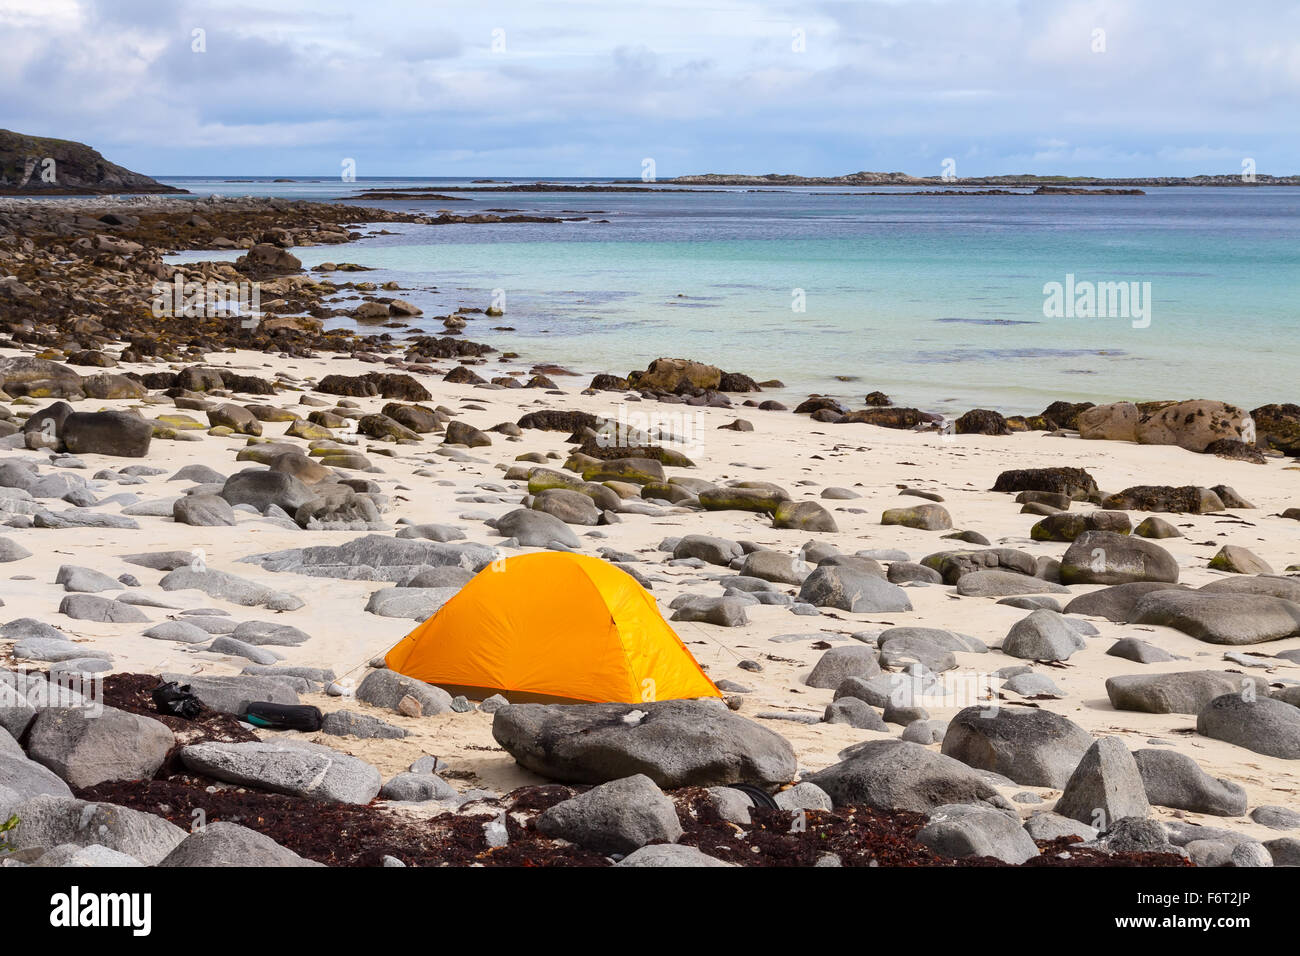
(385, 552, 721, 704)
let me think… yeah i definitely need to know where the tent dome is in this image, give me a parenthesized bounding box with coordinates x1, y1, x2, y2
(385, 552, 720, 704)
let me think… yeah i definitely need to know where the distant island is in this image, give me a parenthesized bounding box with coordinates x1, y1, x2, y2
(0, 129, 186, 195)
(658, 171, 1298, 187)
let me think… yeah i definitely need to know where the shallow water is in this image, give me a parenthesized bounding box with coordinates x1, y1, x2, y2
(161, 177, 1300, 415)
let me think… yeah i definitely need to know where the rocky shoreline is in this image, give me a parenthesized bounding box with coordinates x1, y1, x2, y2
(1, 196, 1298, 869)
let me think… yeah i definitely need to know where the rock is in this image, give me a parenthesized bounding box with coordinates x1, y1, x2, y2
(493, 508, 582, 548)
(61, 411, 152, 457)
(208, 636, 279, 664)
(991, 467, 1098, 500)
(805, 739, 998, 812)
(159, 821, 319, 867)
(881, 503, 952, 531)
(54, 565, 120, 593)
(941, 706, 1093, 788)
(1196, 694, 1300, 759)
(616, 844, 734, 867)
(670, 595, 749, 627)
(245, 534, 494, 582)
(26, 706, 172, 789)
(698, 484, 789, 513)
(1059, 531, 1179, 585)
(823, 698, 888, 731)
(1053, 737, 1150, 828)
(1002, 609, 1086, 661)
(1063, 582, 1183, 622)
(364, 586, 458, 620)
(876, 631, 961, 672)
(772, 500, 838, 532)
(1265, 837, 1300, 866)
(355, 669, 453, 716)
(887, 561, 942, 585)
(1103, 485, 1224, 514)
(955, 570, 1069, 597)
(1202, 575, 1300, 602)
(0, 536, 32, 563)
(0, 356, 85, 399)
(797, 566, 912, 612)
(917, 803, 1040, 864)
(58, 594, 149, 623)
(3, 795, 185, 865)
(0, 753, 74, 801)
(1132, 589, 1300, 644)
(380, 772, 456, 802)
(1132, 749, 1247, 816)
(1088, 816, 1181, 855)
(774, 781, 833, 812)
(221, 469, 315, 514)
(492, 699, 797, 788)
(806, 645, 880, 689)
(165, 673, 299, 716)
(739, 550, 811, 585)
(671, 534, 742, 566)
(532, 487, 600, 525)
(1251, 805, 1300, 830)
(173, 493, 236, 527)
(226, 621, 309, 647)
(536, 774, 682, 854)
(1208, 545, 1273, 575)
(1078, 401, 1141, 442)
(1002, 673, 1064, 697)
(1024, 812, 1098, 843)
(1134, 399, 1252, 452)
(1106, 671, 1264, 715)
(1031, 511, 1131, 542)
(180, 740, 382, 804)
(921, 547, 1038, 583)
(1134, 516, 1182, 539)
(901, 719, 946, 744)
(628, 357, 721, 392)
(1105, 638, 1176, 664)
(33, 844, 143, 867)
(159, 567, 297, 609)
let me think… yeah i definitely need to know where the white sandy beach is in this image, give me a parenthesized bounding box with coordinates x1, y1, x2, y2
(3, 343, 1297, 841)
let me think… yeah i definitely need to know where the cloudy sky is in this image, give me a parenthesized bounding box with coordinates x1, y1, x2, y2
(3, 0, 1298, 177)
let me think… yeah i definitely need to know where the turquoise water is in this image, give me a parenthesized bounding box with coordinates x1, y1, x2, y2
(162, 178, 1300, 414)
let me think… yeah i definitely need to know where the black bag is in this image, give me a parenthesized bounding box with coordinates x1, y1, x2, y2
(243, 701, 324, 732)
(152, 680, 204, 719)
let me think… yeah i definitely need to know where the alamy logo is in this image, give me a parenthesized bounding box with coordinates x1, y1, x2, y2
(1042, 273, 1150, 328)
(49, 886, 151, 936)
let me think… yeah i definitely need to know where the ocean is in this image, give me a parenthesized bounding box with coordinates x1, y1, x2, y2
(160, 176, 1300, 416)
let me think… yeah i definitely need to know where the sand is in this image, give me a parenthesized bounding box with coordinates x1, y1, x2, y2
(3, 344, 1298, 837)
